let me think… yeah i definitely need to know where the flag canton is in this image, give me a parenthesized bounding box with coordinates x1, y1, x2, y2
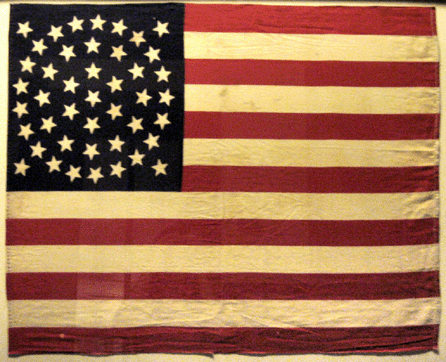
(7, 4, 184, 191)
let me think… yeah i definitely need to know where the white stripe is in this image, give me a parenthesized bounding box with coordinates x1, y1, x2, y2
(8, 298, 440, 328)
(7, 244, 439, 273)
(185, 85, 439, 114)
(184, 32, 439, 62)
(183, 139, 439, 167)
(7, 191, 438, 220)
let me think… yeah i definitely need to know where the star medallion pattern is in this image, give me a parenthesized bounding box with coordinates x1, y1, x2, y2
(8, 4, 184, 191)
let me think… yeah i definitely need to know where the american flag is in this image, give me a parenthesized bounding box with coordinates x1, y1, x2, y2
(6, 3, 440, 355)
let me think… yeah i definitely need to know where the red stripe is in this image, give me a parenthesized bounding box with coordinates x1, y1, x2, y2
(9, 325, 439, 355)
(182, 166, 438, 193)
(186, 60, 439, 87)
(6, 219, 438, 246)
(7, 272, 439, 301)
(184, 112, 439, 140)
(185, 4, 436, 35)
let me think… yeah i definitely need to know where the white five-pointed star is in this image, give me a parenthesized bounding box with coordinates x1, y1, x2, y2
(17, 22, 33, 38)
(128, 63, 144, 80)
(110, 162, 126, 178)
(58, 135, 74, 151)
(85, 90, 101, 107)
(13, 102, 28, 118)
(14, 159, 30, 176)
(154, 112, 171, 130)
(66, 165, 82, 182)
(112, 19, 127, 36)
(110, 45, 127, 62)
(20, 56, 36, 73)
(45, 156, 62, 172)
(32, 39, 48, 55)
(144, 133, 160, 150)
(88, 167, 103, 184)
(129, 149, 145, 166)
(83, 143, 100, 160)
(13, 78, 29, 95)
(85, 63, 102, 79)
(60, 45, 76, 61)
(136, 89, 152, 106)
(18, 123, 33, 140)
(91, 15, 106, 30)
(152, 159, 168, 176)
(68, 16, 84, 32)
(107, 103, 122, 120)
(144, 46, 161, 63)
(42, 63, 59, 80)
(48, 25, 64, 42)
(109, 135, 125, 152)
(30, 141, 46, 158)
(63, 76, 79, 93)
(153, 21, 169, 37)
(34, 90, 51, 106)
(155, 66, 171, 82)
(84, 37, 101, 53)
(84, 117, 100, 133)
(158, 89, 174, 106)
(41, 116, 57, 133)
(63, 103, 79, 120)
(46, 156, 62, 172)
(128, 116, 144, 133)
(130, 31, 146, 47)
(107, 76, 123, 92)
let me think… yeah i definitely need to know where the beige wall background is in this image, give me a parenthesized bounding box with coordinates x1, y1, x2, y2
(0, 1, 444, 361)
